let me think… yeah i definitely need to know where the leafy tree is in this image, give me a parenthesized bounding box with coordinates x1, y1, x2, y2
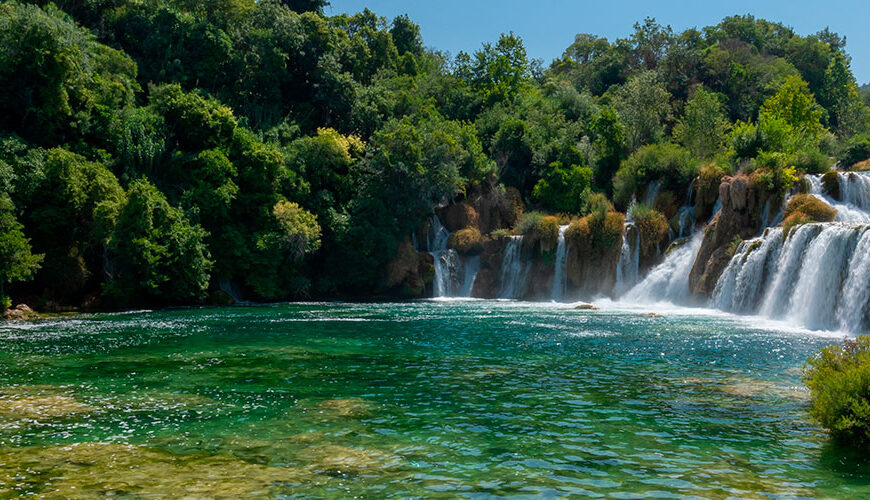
(674, 86, 730, 157)
(461, 32, 532, 105)
(759, 75, 826, 146)
(532, 162, 593, 214)
(106, 179, 211, 305)
(613, 71, 672, 150)
(0, 194, 43, 309)
(0, 2, 138, 146)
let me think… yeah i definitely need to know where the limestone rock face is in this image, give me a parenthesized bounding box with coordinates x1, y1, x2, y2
(689, 175, 773, 297)
(442, 202, 479, 232)
(385, 240, 433, 298)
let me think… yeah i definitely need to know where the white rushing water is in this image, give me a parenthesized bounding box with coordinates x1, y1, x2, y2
(621, 232, 704, 305)
(614, 222, 640, 296)
(550, 225, 570, 301)
(499, 236, 530, 299)
(806, 172, 870, 223)
(429, 215, 478, 298)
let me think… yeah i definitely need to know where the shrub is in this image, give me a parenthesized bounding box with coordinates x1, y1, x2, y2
(447, 228, 484, 254)
(781, 194, 837, 236)
(839, 135, 870, 168)
(531, 161, 593, 214)
(629, 204, 669, 257)
(613, 143, 698, 206)
(804, 336, 870, 445)
(784, 194, 837, 222)
(566, 210, 624, 255)
(516, 211, 559, 253)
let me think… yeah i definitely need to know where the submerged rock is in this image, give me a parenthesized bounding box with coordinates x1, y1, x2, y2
(0, 442, 305, 498)
(315, 398, 375, 418)
(0, 386, 95, 420)
(298, 445, 401, 476)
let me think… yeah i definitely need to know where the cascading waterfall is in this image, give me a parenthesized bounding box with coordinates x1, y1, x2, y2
(806, 172, 870, 223)
(621, 232, 703, 305)
(498, 236, 530, 299)
(550, 225, 570, 301)
(428, 215, 478, 298)
(677, 180, 696, 238)
(614, 222, 640, 296)
(713, 223, 870, 331)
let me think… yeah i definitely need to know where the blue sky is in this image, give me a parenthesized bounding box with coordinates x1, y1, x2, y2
(327, 0, 870, 85)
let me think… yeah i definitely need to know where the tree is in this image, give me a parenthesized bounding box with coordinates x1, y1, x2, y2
(674, 86, 730, 157)
(532, 162, 593, 214)
(760, 75, 826, 145)
(391, 14, 423, 56)
(272, 201, 322, 260)
(0, 195, 43, 309)
(464, 32, 532, 105)
(106, 179, 211, 305)
(613, 71, 672, 150)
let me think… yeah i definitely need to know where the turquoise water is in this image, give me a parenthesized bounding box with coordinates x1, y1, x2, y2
(0, 301, 867, 498)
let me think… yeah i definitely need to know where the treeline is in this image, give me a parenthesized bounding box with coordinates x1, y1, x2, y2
(0, 0, 868, 309)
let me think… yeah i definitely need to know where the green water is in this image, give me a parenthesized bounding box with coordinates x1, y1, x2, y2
(0, 301, 867, 498)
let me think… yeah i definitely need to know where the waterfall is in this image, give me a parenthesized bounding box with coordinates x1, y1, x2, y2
(459, 255, 481, 297)
(614, 222, 640, 296)
(644, 181, 660, 206)
(550, 225, 570, 301)
(712, 223, 870, 332)
(621, 232, 703, 305)
(677, 206, 695, 238)
(712, 228, 783, 313)
(428, 215, 478, 298)
(498, 236, 530, 299)
(806, 172, 870, 223)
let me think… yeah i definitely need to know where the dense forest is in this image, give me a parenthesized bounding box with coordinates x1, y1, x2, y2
(1, 0, 869, 311)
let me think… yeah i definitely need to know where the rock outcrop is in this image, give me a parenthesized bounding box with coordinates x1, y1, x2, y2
(689, 175, 776, 297)
(385, 240, 434, 298)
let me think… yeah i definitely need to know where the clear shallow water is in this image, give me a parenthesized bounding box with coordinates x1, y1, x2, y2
(0, 301, 867, 498)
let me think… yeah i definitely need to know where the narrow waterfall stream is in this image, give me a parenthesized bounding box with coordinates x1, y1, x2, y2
(614, 222, 640, 296)
(498, 236, 529, 299)
(428, 215, 478, 298)
(550, 225, 570, 301)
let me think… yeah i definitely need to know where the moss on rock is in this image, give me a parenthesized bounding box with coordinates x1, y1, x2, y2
(447, 228, 484, 254)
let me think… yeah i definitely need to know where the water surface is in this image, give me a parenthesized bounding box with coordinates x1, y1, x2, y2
(0, 301, 866, 498)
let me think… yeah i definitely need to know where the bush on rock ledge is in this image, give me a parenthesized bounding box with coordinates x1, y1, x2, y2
(782, 194, 837, 235)
(447, 228, 484, 255)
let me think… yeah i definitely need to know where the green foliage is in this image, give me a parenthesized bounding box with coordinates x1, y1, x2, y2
(628, 204, 669, 257)
(272, 201, 322, 260)
(760, 75, 826, 146)
(0, 194, 43, 307)
(674, 86, 730, 158)
(516, 212, 560, 252)
(805, 337, 870, 445)
(613, 71, 672, 150)
(613, 143, 697, 206)
(565, 208, 624, 255)
(0, 2, 138, 146)
(106, 179, 211, 305)
(447, 228, 484, 255)
(839, 134, 870, 168)
(532, 162, 593, 214)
